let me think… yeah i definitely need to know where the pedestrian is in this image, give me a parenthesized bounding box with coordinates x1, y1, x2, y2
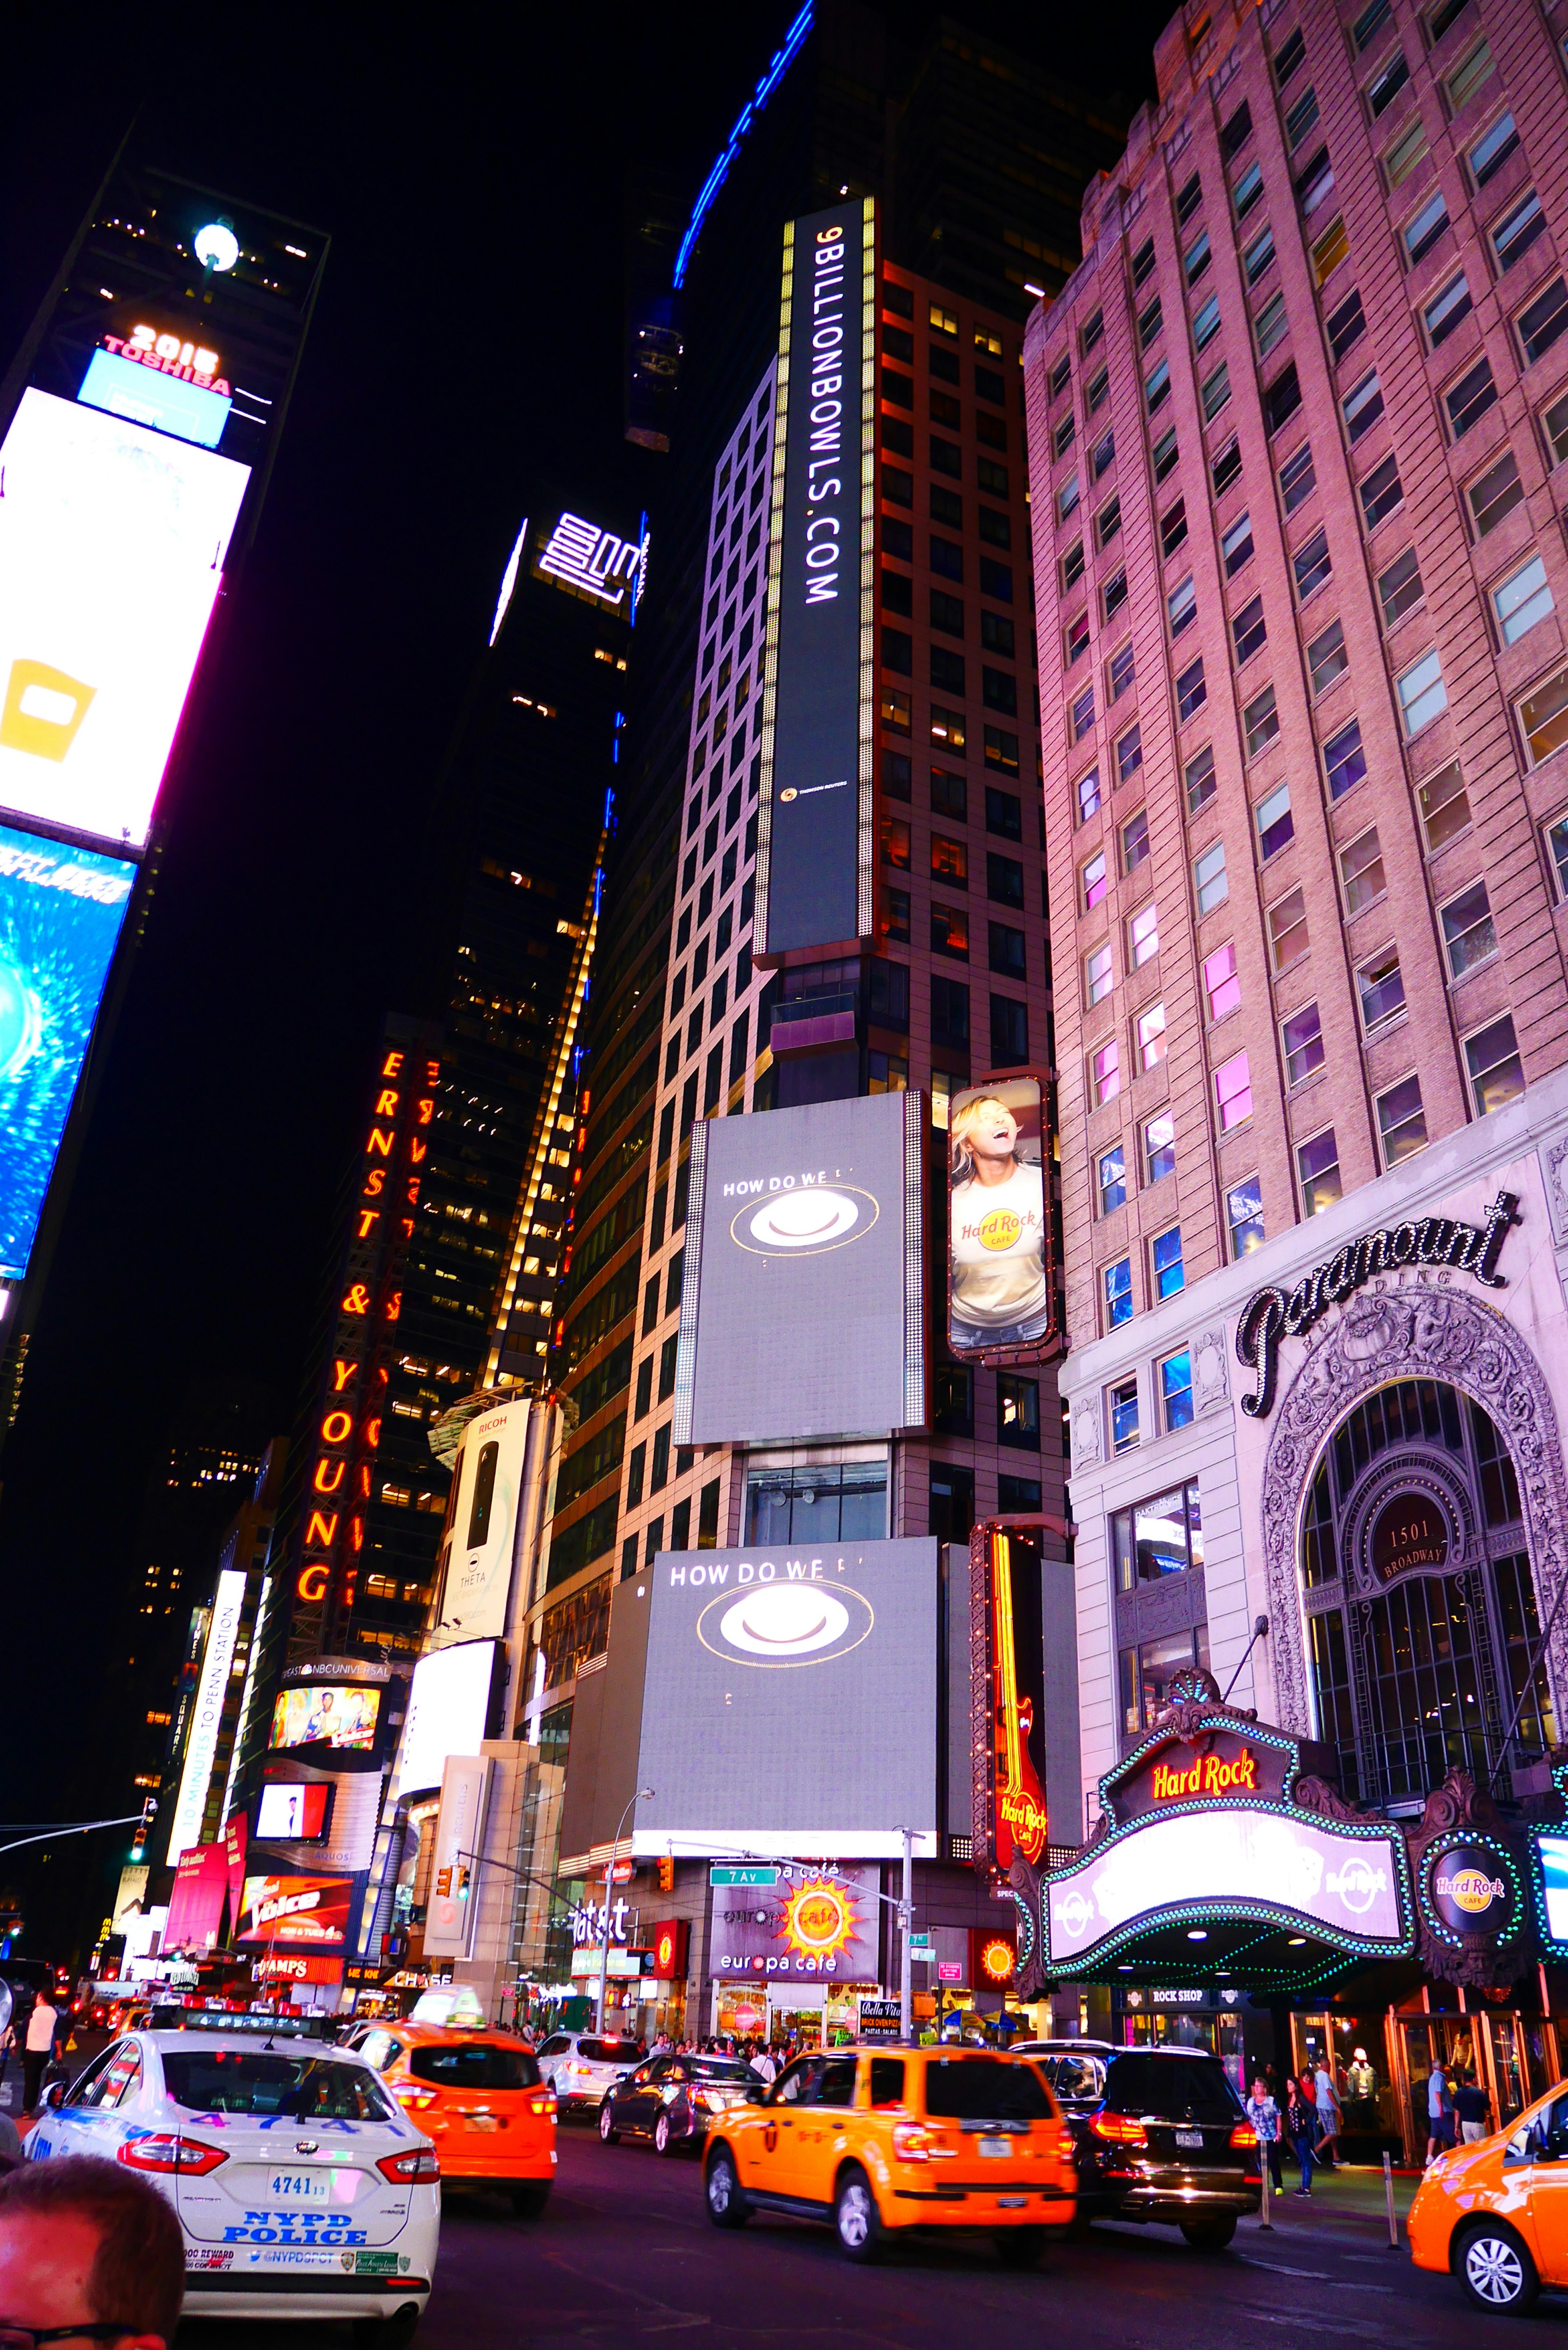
(1454, 2071, 1492, 2145)
(1426, 2058, 1453, 2167)
(1245, 2074, 1284, 2193)
(0, 2151, 184, 2349)
(1312, 2057, 1343, 2170)
(1286, 2074, 1319, 2196)
(754, 2044, 777, 2085)
(22, 1991, 58, 2114)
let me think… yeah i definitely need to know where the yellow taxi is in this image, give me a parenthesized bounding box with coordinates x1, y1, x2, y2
(1409, 2080, 1568, 2313)
(349, 2020, 557, 2216)
(702, 2043, 1075, 2263)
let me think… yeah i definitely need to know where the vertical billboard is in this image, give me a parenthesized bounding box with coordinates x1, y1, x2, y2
(391, 1639, 499, 1800)
(947, 1076, 1055, 1360)
(437, 1396, 535, 1642)
(0, 825, 136, 1279)
(755, 198, 875, 956)
(164, 1568, 248, 1864)
(970, 1526, 1049, 1878)
(633, 1536, 938, 1857)
(422, 1755, 492, 1960)
(0, 392, 250, 848)
(673, 1091, 925, 1446)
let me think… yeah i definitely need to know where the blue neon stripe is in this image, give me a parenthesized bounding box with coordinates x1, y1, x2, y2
(673, 2, 813, 289)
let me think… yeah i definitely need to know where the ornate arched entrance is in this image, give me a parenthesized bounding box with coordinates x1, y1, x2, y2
(1259, 1285, 1568, 1794)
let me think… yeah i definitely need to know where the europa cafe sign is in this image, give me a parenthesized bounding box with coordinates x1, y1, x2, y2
(1236, 1191, 1518, 1418)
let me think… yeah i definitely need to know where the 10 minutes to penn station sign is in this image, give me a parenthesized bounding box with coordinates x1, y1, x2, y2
(755, 200, 875, 958)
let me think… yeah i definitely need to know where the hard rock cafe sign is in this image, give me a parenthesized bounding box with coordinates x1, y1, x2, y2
(970, 1526, 1049, 1875)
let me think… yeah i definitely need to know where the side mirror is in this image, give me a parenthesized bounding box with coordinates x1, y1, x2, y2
(43, 2083, 65, 2111)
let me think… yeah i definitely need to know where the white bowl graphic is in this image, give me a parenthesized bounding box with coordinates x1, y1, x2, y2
(746, 1188, 859, 1249)
(716, 1586, 851, 1657)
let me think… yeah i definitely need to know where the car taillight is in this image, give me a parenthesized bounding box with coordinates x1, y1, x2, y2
(529, 2094, 555, 2117)
(398, 2087, 439, 2110)
(891, 2123, 932, 2162)
(1090, 2110, 1148, 2147)
(377, 2147, 440, 2183)
(118, 2134, 228, 2176)
(1230, 2121, 1258, 2149)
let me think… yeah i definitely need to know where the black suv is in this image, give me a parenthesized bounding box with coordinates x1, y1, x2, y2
(1014, 2042, 1260, 2250)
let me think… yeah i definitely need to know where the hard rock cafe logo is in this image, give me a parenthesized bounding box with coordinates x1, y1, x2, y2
(1434, 1865, 1506, 1913)
(1325, 1856, 1387, 1916)
(1150, 1748, 1259, 1802)
(1057, 1890, 1097, 1940)
(977, 1207, 1023, 1252)
(999, 1786, 1048, 1851)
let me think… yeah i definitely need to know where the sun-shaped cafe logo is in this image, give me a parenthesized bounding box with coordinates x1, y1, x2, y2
(780, 1876, 859, 1969)
(696, 1579, 875, 1668)
(731, 1185, 878, 1257)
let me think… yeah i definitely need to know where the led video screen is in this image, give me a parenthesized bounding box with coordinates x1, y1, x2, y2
(635, 1537, 938, 1857)
(236, 1873, 355, 1949)
(947, 1076, 1053, 1358)
(0, 823, 135, 1279)
(673, 1090, 925, 1446)
(256, 1782, 331, 1842)
(269, 1684, 381, 1753)
(0, 389, 250, 847)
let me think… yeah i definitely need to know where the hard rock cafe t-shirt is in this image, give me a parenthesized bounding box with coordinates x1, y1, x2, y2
(950, 1159, 1047, 1331)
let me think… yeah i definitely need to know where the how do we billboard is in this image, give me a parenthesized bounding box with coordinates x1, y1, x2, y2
(634, 1537, 938, 1860)
(673, 1091, 925, 1447)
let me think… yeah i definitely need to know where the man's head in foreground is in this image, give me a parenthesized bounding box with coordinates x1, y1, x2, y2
(0, 2155, 183, 2348)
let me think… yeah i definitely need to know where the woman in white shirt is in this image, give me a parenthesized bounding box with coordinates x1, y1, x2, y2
(948, 1096, 1049, 1351)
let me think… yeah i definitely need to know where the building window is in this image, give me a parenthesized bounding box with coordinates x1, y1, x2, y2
(1495, 554, 1555, 647)
(1446, 37, 1495, 113)
(1468, 106, 1516, 187)
(1152, 1227, 1185, 1299)
(1104, 1256, 1133, 1329)
(1076, 767, 1102, 824)
(1081, 850, 1108, 913)
(1085, 945, 1114, 1010)
(1297, 1127, 1341, 1215)
(1110, 1377, 1140, 1453)
(990, 994, 1028, 1065)
(1176, 657, 1207, 722)
(1343, 369, 1384, 443)
(1246, 223, 1277, 284)
(1060, 538, 1085, 590)
(1254, 782, 1293, 859)
(1099, 494, 1123, 551)
(1071, 684, 1096, 741)
(748, 1459, 888, 1546)
(1441, 879, 1497, 977)
(1099, 1143, 1127, 1213)
(1185, 744, 1216, 813)
(1423, 273, 1473, 348)
(1058, 473, 1080, 521)
(1194, 840, 1228, 915)
(1123, 809, 1150, 873)
(1162, 497, 1189, 558)
(1168, 574, 1197, 636)
(1145, 356, 1171, 414)
(1519, 667, 1568, 766)
(1233, 160, 1263, 219)
(1193, 294, 1221, 351)
(998, 1373, 1040, 1448)
(1255, 290, 1288, 359)
(1232, 594, 1267, 664)
(1091, 1038, 1121, 1104)
(1293, 527, 1332, 601)
(1138, 1001, 1168, 1067)
(1214, 1051, 1252, 1133)
(1492, 189, 1546, 274)
(1201, 361, 1232, 422)
(1268, 884, 1309, 970)
(1446, 357, 1497, 439)
(934, 1363, 974, 1436)
(931, 902, 969, 958)
(1204, 942, 1240, 1021)
(1308, 618, 1348, 693)
(1385, 118, 1429, 186)
(1465, 1013, 1525, 1113)
(1227, 1176, 1265, 1258)
(1357, 947, 1406, 1032)
(1544, 392, 1568, 468)
(1119, 1624, 1212, 1740)
(1283, 999, 1325, 1086)
(1153, 424, 1180, 483)
(1376, 1072, 1427, 1164)
(1420, 762, 1471, 851)
(1378, 546, 1423, 628)
(1117, 724, 1144, 785)
(1139, 294, 1165, 350)
(1161, 1348, 1196, 1432)
(1223, 512, 1256, 579)
(1109, 641, 1136, 701)
(931, 975, 969, 1050)
(988, 920, 1025, 977)
(1213, 438, 1243, 496)
(1547, 810, 1568, 898)
(1340, 825, 1386, 916)
(881, 685, 911, 733)
(1279, 440, 1316, 512)
(1140, 1108, 1178, 1188)
(1359, 453, 1403, 530)
(1128, 900, 1159, 968)
(1403, 188, 1449, 266)
(1468, 451, 1523, 539)
(1397, 648, 1447, 737)
(1323, 718, 1368, 801)
(1519, 280, 1568, 368)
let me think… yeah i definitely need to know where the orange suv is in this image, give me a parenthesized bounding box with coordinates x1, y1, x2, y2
(1410, 2080, 1568, 2314)
(703, 2044, 1075, 2263)
(349, 2020, 557, 2216)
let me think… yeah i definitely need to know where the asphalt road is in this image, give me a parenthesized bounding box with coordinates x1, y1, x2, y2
(174, 2123, 1553, 2349)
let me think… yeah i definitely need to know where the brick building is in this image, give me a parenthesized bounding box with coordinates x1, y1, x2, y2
(1026, 0, 1568, 1923)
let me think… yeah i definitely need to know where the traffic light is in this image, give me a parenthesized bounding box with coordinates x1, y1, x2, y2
(129, 1793, 158, 1864)
(657, 1856, 674, 1893)
(457, 1866, 472, 1901)
(435, 1867, 453, 1898)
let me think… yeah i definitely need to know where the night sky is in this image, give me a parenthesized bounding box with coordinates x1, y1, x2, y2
(0, 0, 1165, 1953)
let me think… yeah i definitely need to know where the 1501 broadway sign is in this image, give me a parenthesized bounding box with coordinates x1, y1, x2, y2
(634, 1538, 938, 1860)
(673, 1091, 925, 1446)
(755, 199, 875, 956)
(1236, 1192, 1517, 1417)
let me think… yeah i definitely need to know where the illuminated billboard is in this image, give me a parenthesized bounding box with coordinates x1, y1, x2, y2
(78, 341, 232, 450)
(710, 1864, 880, 1982)
(634, 1537, 938, 1858)
(439, 1397, 536, 1642)
(392, 1639, 498, 1800)
(755, 199, 875, 956)
(236, 1872, 355, 1949)
(0, 823, 136, 1280)
(947, 1077, 1055, 1359)
(673, 1091, 925, 1446)
(269, 1684, 381, 1753)
(1538, 1832, 1568, 1944)
(255, 1782, 331, 1842)
(164, 1568, 248, 1865)
(0, 389, 250, 847)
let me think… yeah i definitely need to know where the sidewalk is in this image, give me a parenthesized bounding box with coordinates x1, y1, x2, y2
(1257, 2160, 1419, 2236)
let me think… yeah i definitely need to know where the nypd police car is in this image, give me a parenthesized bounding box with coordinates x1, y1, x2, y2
(27, 2017, 439, 2341)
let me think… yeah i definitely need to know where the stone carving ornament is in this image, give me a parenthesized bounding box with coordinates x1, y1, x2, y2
(1260, 1286, 1568, 1737)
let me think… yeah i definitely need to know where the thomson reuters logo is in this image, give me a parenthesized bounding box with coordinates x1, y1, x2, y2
(977, 1207, 1023, 1251)
(1435, 1866, 1505, 1913)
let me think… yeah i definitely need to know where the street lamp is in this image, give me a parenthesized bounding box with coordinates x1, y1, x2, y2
(593, 1789, 653, 2034)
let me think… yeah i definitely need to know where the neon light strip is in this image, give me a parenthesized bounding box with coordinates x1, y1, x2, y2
(673, 3, 813, 289)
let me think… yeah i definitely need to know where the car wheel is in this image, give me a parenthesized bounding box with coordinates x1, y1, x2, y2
(995, 2226, 1047, 2268)
(704, 2147, 751, 2229)
(834, 2165, 883, 2263)
(1179, 2215, 1237, 2252)
(1455, 2221, 1539, 2315)
(654, 2109, 675, 2156)
(598, 2100, 619, 2145)
(511, 2183, 550, 2219)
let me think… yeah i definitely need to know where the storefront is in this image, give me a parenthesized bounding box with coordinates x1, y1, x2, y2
(706, 1864, 885, 2048)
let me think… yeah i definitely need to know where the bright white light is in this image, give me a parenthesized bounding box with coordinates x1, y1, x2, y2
(489, 517, 528, 646)
(1187, 1929, 1208, 1941)
(1024, 281, 1046, 298)
(165, 1569, 247, 1862)
(194, 221, 240, 273)
(393, 1639, 496, 1798)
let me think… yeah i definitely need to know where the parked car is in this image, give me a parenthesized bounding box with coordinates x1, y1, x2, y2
(599, 2052, 760, 2155)
(703, 2044, 1075, 2264)
(1020, 2043, 1260, 2249)
(1409, 2080, 1568, 2313)
(534, 2029, 640, 2113)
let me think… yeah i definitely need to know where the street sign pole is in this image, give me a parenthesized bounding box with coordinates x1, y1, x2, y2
(899, 1827, 913, 2043)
